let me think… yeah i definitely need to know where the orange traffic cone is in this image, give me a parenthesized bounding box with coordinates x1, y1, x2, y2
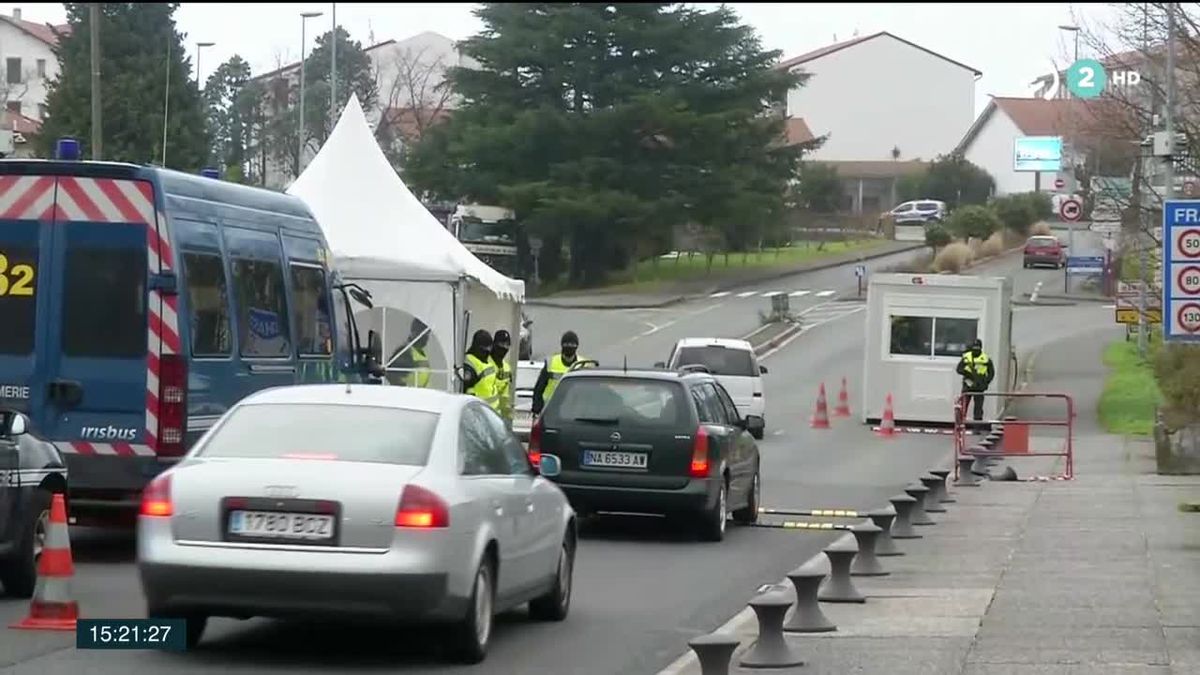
(834, 377, 851, 418)
(877, 394, 897, 439)
(11, 494, 78, 631)
(811, 383, 831, 429)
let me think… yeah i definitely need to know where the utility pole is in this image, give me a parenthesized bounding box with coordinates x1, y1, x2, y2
(330, 3, 337, 125)
(89, 3, 102, 160)
(1149, 2, 1178, 356)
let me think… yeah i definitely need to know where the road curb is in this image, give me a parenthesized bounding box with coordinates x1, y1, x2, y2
(526, 243, 927, 310)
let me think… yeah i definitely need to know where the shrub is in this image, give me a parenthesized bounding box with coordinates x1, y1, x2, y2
(992, 195, 1037, 235)
(1154, 344, 1200, 429)
(946, 204, 1002, 240)
(1029, 221, 1054, 236)
(1019, 191, 1054, 220)
(932, 241, 974, 273)
(924, 222, 952, 250)
(979, 231, 1006, 258)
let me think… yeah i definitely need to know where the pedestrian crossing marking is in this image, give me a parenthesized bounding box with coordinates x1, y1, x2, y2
(815, 290, 836, 297)
(789, 290, 811, 297)
(709, 291, 730, 298)
(736, 291, 758, 298)
(761, 291, 782, 297)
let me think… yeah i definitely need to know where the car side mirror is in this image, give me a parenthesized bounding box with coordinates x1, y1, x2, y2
(759, 365, 768, 374)
(3, 413, 28, 437)
(538, 454, 561, 477)
(654, 361, 666, 369)
(745, 416, 765, 435)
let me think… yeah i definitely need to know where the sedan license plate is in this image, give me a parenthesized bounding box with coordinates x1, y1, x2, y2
(582, 450, 648, 469)
(228, 510, 334, 541)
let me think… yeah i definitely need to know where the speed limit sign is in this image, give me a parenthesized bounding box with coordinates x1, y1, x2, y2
(1177, 303, 1200, 333)
(1178, 265, 1200, 296)
(1179, 228, 1200, 258)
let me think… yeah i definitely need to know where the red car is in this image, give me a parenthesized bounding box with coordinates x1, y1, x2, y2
(1023, 235, 1066, 269)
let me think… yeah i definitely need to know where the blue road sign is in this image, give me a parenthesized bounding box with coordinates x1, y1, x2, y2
(1066, 255, 1105, 275)
(1163, 201, 1200, 342)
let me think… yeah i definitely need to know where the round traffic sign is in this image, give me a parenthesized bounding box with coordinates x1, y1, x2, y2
(1180, 228, 1200, 258)
(1054, 178, 1066, 189)
(1178, 302, 1200, 333)
(1059, 198, 1082, 222)
(1179, 265, 1200, 295)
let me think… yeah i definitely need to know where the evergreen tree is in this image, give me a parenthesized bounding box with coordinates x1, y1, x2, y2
(405, 3, 808, 285)
(204, 55, 254, 179)
(37, 3, 209, 170)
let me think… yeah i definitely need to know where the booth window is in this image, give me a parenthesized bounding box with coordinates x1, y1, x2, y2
(889, 314, 979, 358)
(889, 315, 934, 356)
(933, 318, 978, 357)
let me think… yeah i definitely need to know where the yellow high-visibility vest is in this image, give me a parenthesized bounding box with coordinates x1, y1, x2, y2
(961, 351, 991, 377)
(543, 353, 586, 404)
(465, 353, 499, 410)
(410, 346, 431, 388)
(492, 356, 513, 421)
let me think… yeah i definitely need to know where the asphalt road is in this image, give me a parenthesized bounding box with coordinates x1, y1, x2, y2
(0, 230, 1113, 674)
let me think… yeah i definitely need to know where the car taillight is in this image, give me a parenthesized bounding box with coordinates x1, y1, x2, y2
(689, 425, 710, 478)
(395, 485, 449, 528)
(528, 418, 543, 467)
(140, 473, 173, 517)
(156, 354, 187, 457)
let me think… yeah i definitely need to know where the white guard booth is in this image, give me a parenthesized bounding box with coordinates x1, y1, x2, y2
(862, 273, 1014, 425)
(288, 95, 525, 401)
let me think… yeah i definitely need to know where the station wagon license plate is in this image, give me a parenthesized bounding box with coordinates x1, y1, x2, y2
(228, 510, 334, 541)
(582, 450, 648, 469)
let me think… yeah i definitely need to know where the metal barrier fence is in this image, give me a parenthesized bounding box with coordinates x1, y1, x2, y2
(952, 391, 1075, 480)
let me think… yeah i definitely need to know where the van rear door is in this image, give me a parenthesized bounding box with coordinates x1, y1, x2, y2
(0, 176, 50, 417)
(42, 175, 170, 462)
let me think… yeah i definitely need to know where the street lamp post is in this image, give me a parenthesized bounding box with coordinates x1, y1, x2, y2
(299, 11, 324, 174)
(196, 41, 215, 91)
(330, 3, 337, 125)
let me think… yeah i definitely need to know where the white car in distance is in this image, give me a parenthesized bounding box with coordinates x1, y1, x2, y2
(660, 338, 768, 439)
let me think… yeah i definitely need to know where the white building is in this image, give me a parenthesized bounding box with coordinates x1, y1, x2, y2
(777, 32, 980, 214)
(0, 7, 69, 157)
(250, 31, 475, 189)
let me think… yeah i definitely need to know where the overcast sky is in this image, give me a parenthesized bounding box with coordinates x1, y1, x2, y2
(24, 2, 1124, 116)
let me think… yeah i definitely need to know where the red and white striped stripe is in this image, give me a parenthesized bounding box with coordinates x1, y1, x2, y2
(1, 176, 171, 458)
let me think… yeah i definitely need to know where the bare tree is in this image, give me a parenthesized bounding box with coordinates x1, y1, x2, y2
(377, 44, 455, 165)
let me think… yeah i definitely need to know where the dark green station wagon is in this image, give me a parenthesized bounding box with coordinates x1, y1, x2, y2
(527, 368, 763, 541)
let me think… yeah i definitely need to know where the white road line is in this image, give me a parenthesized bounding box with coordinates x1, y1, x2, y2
(789, 290, 811, 297)
(1101, 304, 1115, 309)
(815, 290, 836, 297)
(761, 291, 782, 297)
(709, 291, 730, 298)
(737, 291, 758, 298)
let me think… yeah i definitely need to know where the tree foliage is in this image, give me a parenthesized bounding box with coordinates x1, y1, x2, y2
(924, 221, 952, 250)
(204, 55, 258, 179)
(793, 163, 843, 213)
(37, 3, 209, 169)
(990, 194, 1038, 236)
(920, 154, 995, 208)
(404, 3, 808, 285)
(946, 204, 1001, 240)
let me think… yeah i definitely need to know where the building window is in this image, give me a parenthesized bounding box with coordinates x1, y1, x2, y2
(6, 58, 21, 85)
(5, 101, 20, 114)
(36, 59, 45, 79)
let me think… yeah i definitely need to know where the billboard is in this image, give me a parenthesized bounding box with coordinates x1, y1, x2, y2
(1014, 136, 1063, 172)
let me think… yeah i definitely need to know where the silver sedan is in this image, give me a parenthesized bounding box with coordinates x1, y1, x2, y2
(137, 384, 577, 663)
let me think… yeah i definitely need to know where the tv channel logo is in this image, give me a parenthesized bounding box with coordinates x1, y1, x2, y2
(1066, 58, 1141, 99)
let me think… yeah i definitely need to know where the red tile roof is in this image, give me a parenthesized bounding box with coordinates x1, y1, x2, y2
(777, 31, 981, 76)
(0, 14, 70, 46)
(784, 117, 815, 146)
(957, 96, 1137, 153)
(1, 110, 42, 135)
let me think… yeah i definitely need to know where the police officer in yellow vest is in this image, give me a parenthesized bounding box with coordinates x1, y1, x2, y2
(490, 329, 514, 424)
(462, 329, 500, 411)
(390, 319, 432, 388)
(532, 331, 584, 415)
(955, 339, 995, 424)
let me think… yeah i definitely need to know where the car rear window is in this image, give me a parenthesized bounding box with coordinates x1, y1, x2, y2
(1028, 236, 1058, 247)
(196, 403, 439, 465)
(63, 243, 147, 358)
(543, 378, 687, 428)
(673, 346, 757, 377)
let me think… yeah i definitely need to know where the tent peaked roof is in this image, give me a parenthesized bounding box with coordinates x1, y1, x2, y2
(288, 95, 524, 302)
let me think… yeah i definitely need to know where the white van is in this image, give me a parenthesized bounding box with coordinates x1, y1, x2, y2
(662, 338, 767, 439)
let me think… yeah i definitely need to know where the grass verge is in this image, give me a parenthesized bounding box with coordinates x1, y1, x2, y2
(1098, 340, 1161, 435)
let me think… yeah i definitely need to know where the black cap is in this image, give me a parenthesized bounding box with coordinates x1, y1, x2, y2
(971, 339, 983, 348)
(561, 330, 579, 346)
(471, 329, 493, 350)
(494, 330, 511, 345)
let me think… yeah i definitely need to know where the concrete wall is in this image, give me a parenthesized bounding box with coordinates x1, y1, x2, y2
(787, 35, 976, 163)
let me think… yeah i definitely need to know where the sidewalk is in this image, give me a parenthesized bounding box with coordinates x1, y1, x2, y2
(660, 329, 1199, 674)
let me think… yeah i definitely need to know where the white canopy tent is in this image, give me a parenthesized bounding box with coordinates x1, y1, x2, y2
(288, 94, 525, 397)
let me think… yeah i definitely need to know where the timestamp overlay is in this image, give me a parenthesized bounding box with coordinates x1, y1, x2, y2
(76, 619, 188, 651)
